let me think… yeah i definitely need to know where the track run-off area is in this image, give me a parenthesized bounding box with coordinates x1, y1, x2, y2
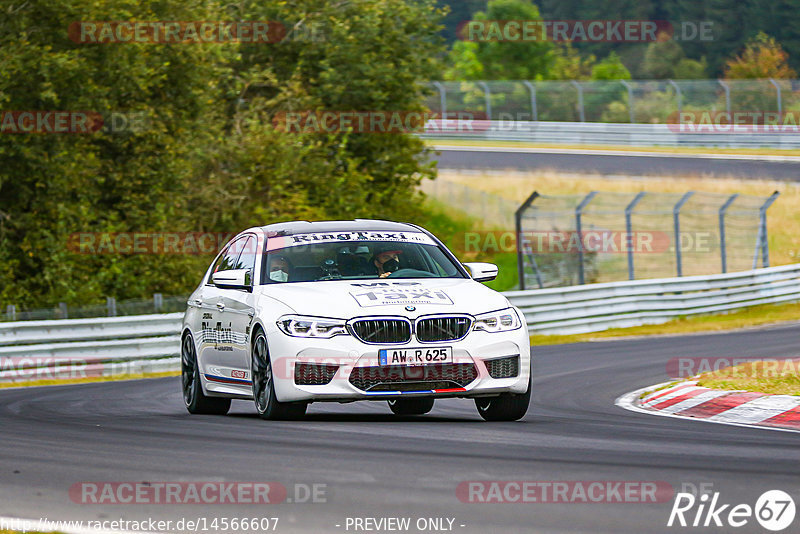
(0, 323, 798, 533)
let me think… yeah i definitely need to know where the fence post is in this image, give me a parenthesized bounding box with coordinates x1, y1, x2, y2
(668, 79, 682, 117)
(718, 79, 731, 116)
(107, 297, 117, 317)
(620, 80, 634, 123)
(718, 193, 738, 273)
(769, 78, 782, 116)
(571, 81, 585, 122)
(6, 305, 15, 321)
(522, 81, 537, 121)
(477, 81, 492, 120)
(432, 81, 447, 120)
(154, 293, 163, 312)
(515, 191, 541, 290)
(58, 302, 68, 319)
(673, 192, 694, 277)
(625, 192, 646, 280)
(759, 191, 780, 268)
(576, 191, 598, 285)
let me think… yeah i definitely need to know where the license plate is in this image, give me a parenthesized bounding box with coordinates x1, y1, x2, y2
(378, 347, 453, 366)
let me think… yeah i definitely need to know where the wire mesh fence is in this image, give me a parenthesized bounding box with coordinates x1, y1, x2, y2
(517, 191, 779, 289)
(424, 79, 800, 124)
(422, 180, 779, 289)
(420, 178, 517, 230)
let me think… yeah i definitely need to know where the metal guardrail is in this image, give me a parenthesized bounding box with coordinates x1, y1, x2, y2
(1, 264, 798, 384)
(0, 313, 183, 346)
(421, 120, 800, 149)
(0, 313, 183, 384)
(505, 263, 800, 335)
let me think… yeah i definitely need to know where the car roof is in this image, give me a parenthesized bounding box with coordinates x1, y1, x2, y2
(252, 219, 421, 236)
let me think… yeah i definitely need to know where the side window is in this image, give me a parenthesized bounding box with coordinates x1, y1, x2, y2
(236, 236, 257, 285)
(207, 236, 247, 285)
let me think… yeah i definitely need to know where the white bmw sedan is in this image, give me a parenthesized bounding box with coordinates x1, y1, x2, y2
(181, 220, 531, 421)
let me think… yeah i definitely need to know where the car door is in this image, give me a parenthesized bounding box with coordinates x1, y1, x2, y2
(197, 236, 248, 384)
(217, 234, 259, 385)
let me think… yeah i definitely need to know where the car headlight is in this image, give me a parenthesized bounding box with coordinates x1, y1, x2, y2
(473, 308, 521, 333)
(277, 315, 349, 338)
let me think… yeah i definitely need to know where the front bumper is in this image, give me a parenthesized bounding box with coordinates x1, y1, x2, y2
(265, 322, 531, 403)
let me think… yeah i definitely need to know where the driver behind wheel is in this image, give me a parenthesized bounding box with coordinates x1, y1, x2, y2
(369, 246, 402, 278)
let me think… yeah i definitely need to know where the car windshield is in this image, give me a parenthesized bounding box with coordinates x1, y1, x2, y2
(262, 232, 466, 283)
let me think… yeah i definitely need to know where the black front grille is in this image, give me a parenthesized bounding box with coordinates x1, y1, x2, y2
(485, 356, 520, 379)
(351, 319, 411, 344)
(295, 363, 339, 385)
(348, 363, 478, 391)
(416, 316, 472, 342)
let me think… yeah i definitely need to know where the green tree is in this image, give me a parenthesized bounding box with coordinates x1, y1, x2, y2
(0, 0, 228, 307)
(446, 0, 554, 80)
(642, 35, 686, 79)
(724, 32, 797, 79)
(0, 0, 448, 308)
(591, 52, 631, 80)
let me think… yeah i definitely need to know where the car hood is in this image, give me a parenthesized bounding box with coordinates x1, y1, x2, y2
(259, 278, 510, 319)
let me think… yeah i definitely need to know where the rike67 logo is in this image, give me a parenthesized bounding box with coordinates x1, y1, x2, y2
(668, 490, 795, 531)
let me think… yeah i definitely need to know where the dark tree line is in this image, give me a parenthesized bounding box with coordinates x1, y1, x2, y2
(439, 0, 800, 76)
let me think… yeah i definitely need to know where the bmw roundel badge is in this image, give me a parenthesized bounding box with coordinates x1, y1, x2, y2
(405, 305, 416, 311)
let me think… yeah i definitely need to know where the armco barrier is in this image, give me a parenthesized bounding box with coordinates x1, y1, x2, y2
(0, 313, 183, 384)
(1, 264, 798, 384)
(505, 263, 800, 335)
(421, 120, 800, 149)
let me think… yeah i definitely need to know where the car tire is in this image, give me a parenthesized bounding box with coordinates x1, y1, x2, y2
(251, 330, 307, 420)
(387, 397, 435, 415)
(182, 333, 231, 415)
(474, 374, 531, 422)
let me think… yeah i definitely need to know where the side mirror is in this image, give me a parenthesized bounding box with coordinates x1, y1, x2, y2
(212, 269, 252, 290)
(463, 262, 498, 282)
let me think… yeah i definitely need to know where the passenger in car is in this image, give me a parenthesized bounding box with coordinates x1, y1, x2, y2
(268, 255, 292, 282)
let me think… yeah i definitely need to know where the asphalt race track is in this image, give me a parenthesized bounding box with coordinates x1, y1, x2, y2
(432, 146, 800, 180)
(1, 324, 798, 534)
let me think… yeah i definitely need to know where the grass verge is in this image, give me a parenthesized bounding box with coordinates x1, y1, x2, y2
(695, 359, 800, 396)
(0, 370, 179, 389)
(532, 301, 800, 346)
(437, 169, 800, 270)
(415, 196, 519, 292)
